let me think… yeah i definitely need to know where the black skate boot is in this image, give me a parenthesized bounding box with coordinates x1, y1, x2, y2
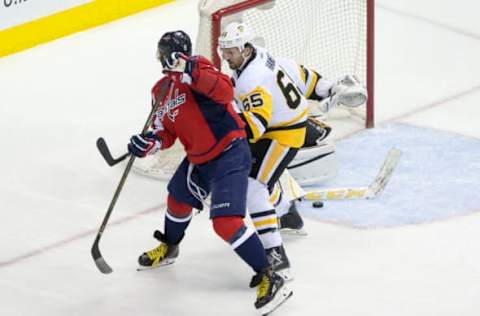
(250, 268, 293, 316)
(279, 201, 307, 235)
(138, 230, 181, 270)
(266, 245, 293, 281)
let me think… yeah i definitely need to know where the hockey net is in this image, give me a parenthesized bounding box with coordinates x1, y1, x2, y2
(133, 0, 374, 180)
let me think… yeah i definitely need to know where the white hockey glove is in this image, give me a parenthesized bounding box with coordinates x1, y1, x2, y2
(322, 75, 368, 113)
(163, 53, 193, 84)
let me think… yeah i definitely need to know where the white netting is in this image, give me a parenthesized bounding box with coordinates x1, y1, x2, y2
(196, 0, 367, 84)
(134, 0, 370, 180)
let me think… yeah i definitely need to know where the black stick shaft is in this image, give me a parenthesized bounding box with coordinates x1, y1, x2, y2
(91, 79, 171, 274)
(96, 137, 129, 166)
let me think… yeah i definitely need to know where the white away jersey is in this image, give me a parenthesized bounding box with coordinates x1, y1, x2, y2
(232, 46, 309, 148)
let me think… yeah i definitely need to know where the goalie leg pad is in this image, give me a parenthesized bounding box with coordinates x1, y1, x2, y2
(287, 142, 338, 186)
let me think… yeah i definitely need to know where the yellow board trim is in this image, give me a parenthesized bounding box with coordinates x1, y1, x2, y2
(0, 0, 174, 58)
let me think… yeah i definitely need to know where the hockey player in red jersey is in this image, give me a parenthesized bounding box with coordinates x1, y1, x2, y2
(127, 30, 291, 315)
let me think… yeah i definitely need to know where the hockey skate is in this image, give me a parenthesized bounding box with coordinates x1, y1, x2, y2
(266, 245, 293, 282)
(137, 230, 180, 271)
(250, 268, 293, 316)
(279, 201, 307, 236)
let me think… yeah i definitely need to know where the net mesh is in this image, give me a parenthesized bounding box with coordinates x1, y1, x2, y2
(196, 0, 366, 83)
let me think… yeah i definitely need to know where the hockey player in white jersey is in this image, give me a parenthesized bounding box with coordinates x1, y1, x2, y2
(218, 22, 367, 278)
(219, 22, 310, 280)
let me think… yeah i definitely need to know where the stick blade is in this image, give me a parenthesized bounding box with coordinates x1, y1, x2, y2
(94, 256, 113, 274)
(96, 137, 116, 166)
(366, 148, 402, 198)
(91, 242, 113, 274)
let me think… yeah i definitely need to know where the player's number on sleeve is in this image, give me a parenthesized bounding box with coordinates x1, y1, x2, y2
(277, 70, 301, 109)
(242, 93, 264, 111)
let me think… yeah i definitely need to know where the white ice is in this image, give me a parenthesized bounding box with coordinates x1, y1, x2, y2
(1, 0, 479, 315)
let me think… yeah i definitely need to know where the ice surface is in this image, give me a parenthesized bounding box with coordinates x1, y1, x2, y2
(302, 123, 480, 228)
(1, 0, 479, 315)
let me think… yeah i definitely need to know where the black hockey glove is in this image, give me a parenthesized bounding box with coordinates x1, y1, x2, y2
(128, 132, 161, 158)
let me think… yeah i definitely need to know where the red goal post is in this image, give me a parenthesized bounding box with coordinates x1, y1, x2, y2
(196, 0, 375, 128)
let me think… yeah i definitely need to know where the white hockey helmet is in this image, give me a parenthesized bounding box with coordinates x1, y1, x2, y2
(218, 22, 253, 50)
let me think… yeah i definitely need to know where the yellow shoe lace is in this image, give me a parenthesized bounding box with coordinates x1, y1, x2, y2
(146, 244, 168, 267)
(257, 275, 270, 299)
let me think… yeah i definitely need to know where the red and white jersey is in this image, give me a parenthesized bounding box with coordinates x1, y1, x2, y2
(151, 56, 246, 164)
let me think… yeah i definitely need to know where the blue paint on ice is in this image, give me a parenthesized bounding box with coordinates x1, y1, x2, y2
(300, 123, 480, 228)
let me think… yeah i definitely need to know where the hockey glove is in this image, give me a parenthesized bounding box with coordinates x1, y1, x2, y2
(322, 75, 367, 112)
(128, 132, 161, 158)
(163, 53, 196, 84)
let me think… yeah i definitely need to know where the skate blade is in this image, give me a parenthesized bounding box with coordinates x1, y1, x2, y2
(276, 269, 294, 282)
(136, 258, 176, 271)
(258, 285, 293, 316)
(280, 227, 308, 236)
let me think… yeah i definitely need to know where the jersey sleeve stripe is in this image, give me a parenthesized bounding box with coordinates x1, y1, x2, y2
(298, 65, 308, 84)
(240, 111, 266, 140)
(246, 112, 267, 138)
(305, 69, 320, 98)
(238, 112, 254, 139)
(252, 112, 269, 130)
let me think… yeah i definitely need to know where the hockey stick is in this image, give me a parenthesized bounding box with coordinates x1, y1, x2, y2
(303, 148, 402, 200)
(91, 79, 171, 274)
(96, 137, 129, 166)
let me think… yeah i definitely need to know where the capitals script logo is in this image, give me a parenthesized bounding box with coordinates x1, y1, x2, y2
(156, 88, 186, 122)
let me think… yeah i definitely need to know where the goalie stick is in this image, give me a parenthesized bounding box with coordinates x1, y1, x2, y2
(280, 148, 402, 201)
(304, 148, 402, 200)
(91, 79, 171, 274)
